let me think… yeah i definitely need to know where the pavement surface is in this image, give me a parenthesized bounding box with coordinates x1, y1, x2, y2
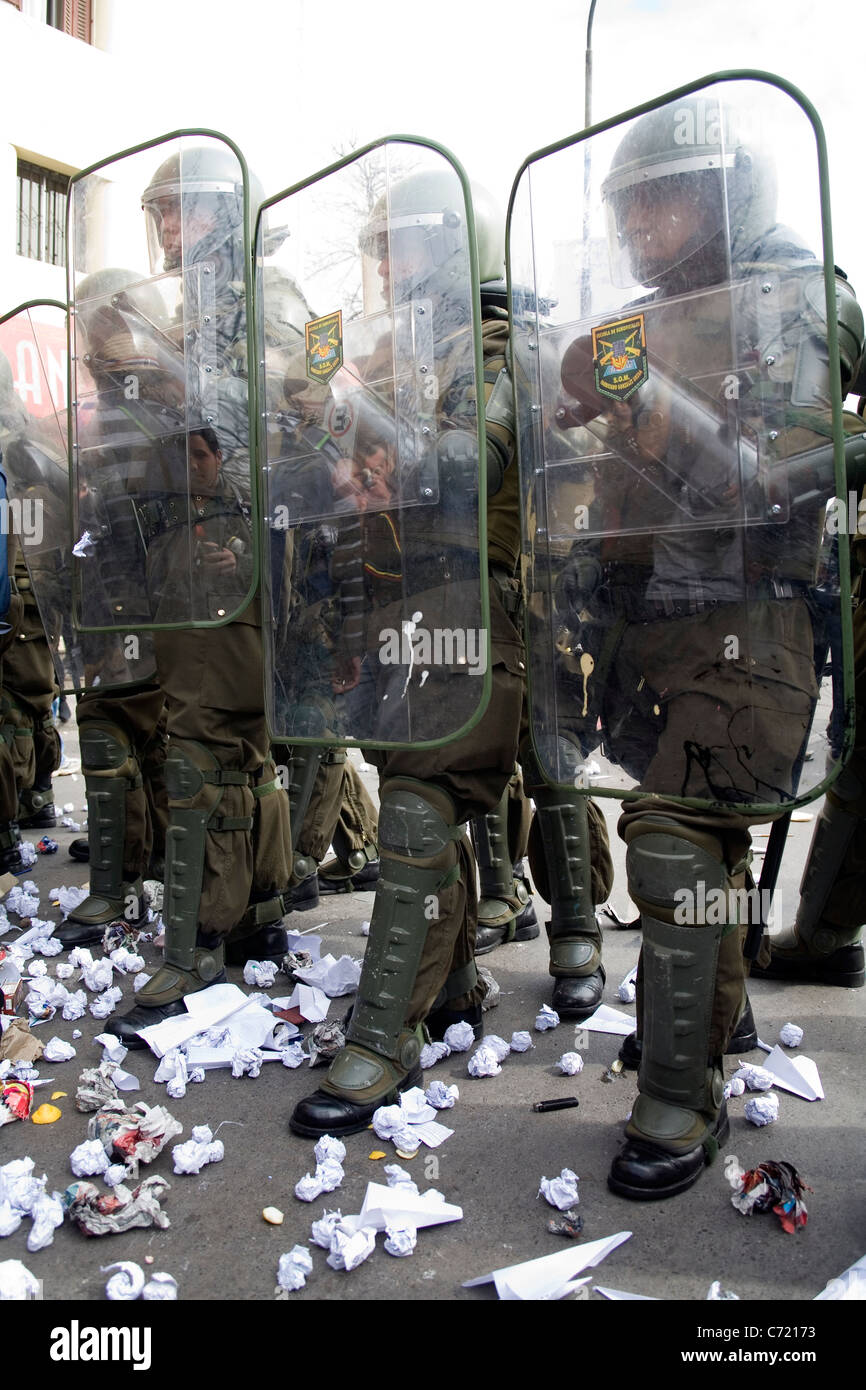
(2, 711, 864, 1313)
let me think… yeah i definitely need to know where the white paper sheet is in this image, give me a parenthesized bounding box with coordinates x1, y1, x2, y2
(464, 1231, 632, 1301)
(578, 1004, 636, 1036)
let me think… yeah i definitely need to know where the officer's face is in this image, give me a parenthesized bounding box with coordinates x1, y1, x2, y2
(150, 196, 219, 270)
(188, 433, 222, 491)
(619, 182, 705, 283)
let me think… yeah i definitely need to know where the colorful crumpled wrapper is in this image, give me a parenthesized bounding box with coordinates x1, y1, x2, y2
(63, 1175, 170, 1236)
(0, 1080, 33, 1125)
(86, 1101, 182, 1178)
(731, 1160, 811, 1233)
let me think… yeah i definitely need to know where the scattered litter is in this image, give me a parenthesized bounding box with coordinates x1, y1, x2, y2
(172, 1126, 224, 1175)
(293, 954, 361, 997)
(442, 1021, 475, 1052)
(0, 1080, 33, 1124)
(63, 1175, 171, 1236)
(419, 1040, 450, 1069)
(89, 986, 123, 1020)
(80, 957, 114, 994)
(76, 1061, 121, 1111)
(484, 1035, 511, 1062)
(103, 1261, 145, 1300)
(0, 1018, 43, 1065)
(36, 838, 58, 855)
(575, 1004, 634, 1036)
(617, 965, 638, 1004)
(744, 1093, 779, 1127)
(724, 1077, 746, 1099)
(94, 1034, 127, 1065)
(731, 1161, 810, 1233)
(538, 1169, 580, 1211)
(0, 1259, 41, 1300)
(310, 1209, 342, 1248)
(732, 1063, 774, 1092)
(425, 1081, 458, 1110)
(142, 1271, 177, 1300)
(303, 1019, 346, 1066)
(277, 1245, 313, 1291)
(243, 960, 280, 989)
(372, 1088, 453, 1151)
(42, 1038, 76, 1063)
(557, 1053, 584, 1076)
(360, 921, 370, 936)
(31, 1104, 62, 1124)
(780, 1023, 803, 1048)
(815, 1254, 866, 1300)
(51, 885, 90, 917)
(478, 965, 500, 1010)
(510, 1032, 533, 1053)
(136, 982, 280, 1059)
(108, 948, 145, 975)
(464, 1230, 631, 1301)
(760, 1047, 824, 1102)
(280, 1042, 306, 1068)
(707, 1280, 740, 1299)
(384, 1165, 418, 1194)
(231, 1047, 265, 1078)
(594, 1286, 657, 1300)
(468, 1043, 502, 1078)
(547, 1208, 583, 1239)
(262, 1207, 284, 1225)
(86, 1101, 183, 1177)
(369, 1151, 386, 1161)
(326, 1221, 376, 1272)
(534, 1005, 560, 1032)
(352, 1181, 462, 1232)
(384, 1223, 417, 1257)
(70, 1139, 111, 1177)
(533, 1097, 579, 1113)
(62, 990, 87, 1022)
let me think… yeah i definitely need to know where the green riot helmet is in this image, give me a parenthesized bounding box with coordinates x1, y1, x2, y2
(359, 169, 502, 306)
(75, 267, 183, 389)
(141, 143, 261, 285)
(601, 94, 777, 291)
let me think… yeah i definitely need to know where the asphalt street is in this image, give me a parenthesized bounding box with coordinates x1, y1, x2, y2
(3, 716, 864, 1313)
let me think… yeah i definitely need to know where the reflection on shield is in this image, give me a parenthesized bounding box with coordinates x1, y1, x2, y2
(509, 75, 853, 812)
(68, 133, 256, 635)
(0, 300, 156, 693)
(257, 138, 489, 750)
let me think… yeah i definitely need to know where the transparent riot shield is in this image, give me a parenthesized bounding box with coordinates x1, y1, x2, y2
(257, 138, 490, 748)
(0, 299, 155, 692)
(68, 132, 257, 633)
(509, 74, 856, 813)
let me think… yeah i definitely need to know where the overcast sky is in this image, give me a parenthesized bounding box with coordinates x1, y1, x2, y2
(100, 0, 862, 295)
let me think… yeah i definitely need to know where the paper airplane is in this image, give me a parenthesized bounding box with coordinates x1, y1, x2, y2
(464, 1231, 632, 1300)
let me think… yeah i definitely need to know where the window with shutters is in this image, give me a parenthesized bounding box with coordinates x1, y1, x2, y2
(3, 2, 92, 42)
(53, 0, 92, 41)
(17, 159, 70, 266)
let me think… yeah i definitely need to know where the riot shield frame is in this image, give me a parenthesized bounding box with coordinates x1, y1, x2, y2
(0, 296, 79, 693)
(255, 133, 493, 751)
(507, 68, 855, 816)
(66, 127, 261, 633)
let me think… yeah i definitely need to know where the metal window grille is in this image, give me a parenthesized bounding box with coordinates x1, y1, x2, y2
(16, 159, 69, 265)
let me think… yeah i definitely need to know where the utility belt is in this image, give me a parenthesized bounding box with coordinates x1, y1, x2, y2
(489, 561, 523, 620)
(135, 494, 249, 546)
(593, 573, 813, 623)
